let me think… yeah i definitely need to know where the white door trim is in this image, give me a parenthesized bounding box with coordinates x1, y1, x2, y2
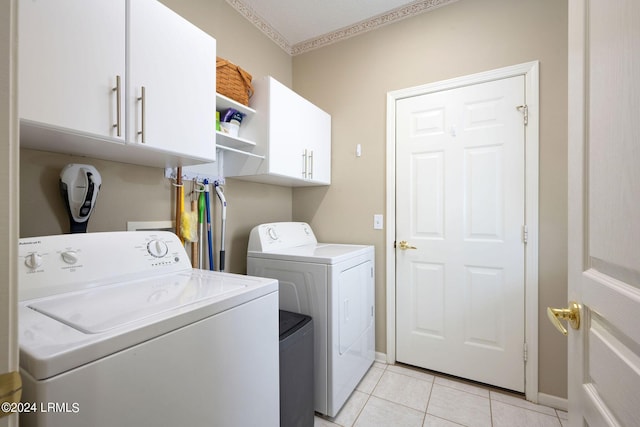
(1, 1, 20, 426)
(386, 61, 540, 401)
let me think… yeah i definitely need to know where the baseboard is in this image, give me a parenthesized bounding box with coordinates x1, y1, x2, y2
(375, 352, 387, 364)
(538, 392, 568, 411)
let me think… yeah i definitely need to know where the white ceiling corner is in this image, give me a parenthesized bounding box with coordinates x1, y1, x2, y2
(226, 0, 459, 55)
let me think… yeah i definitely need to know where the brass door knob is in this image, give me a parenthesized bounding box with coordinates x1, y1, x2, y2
(397, 240, 417, 250)
(547, 301, 581, 336)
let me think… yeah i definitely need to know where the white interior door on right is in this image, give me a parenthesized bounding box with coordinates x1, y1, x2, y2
(561, 0, 640, 425)
(395, 75, 527, 392)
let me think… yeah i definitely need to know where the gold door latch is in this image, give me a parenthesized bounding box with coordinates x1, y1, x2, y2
(396, 240, 417, 250)
(0, 371, 22, 419)
(547, 301, 581, 336)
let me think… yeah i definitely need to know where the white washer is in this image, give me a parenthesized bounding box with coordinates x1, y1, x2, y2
(18, 231, 279, 427)
(247, 222, 375, 417)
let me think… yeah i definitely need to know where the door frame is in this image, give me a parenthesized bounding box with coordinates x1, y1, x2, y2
(1, 1, 20, 426)
(385, 61, 540, 401)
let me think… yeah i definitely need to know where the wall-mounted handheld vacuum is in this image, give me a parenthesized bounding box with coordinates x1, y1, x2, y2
(59, 164, 102, 233)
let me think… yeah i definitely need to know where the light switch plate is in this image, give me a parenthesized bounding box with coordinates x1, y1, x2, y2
(373, 214, 383, 230)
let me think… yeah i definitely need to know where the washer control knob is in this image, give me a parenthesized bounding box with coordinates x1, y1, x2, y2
(267, 227, 278, 241)
(61, 251, 78, 265)
(25, 253, 43, 269)
(147, 240, 168, 258)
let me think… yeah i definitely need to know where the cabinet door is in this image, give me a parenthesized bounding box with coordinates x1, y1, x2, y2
(303, 103, 331, 185)
(268, 78, 308, 179)
(128, 0, 216, 161)
(268, 78, 331, 184)
(19, 0, 125, 140)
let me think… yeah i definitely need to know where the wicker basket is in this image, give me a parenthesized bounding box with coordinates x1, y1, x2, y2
(216, 57, 254, 106)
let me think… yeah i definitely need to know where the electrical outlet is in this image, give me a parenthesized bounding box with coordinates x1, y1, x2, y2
(373, 214, 383, 230)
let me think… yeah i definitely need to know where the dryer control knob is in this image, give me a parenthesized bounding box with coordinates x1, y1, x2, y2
(147, 240, 168, 258)
(61, 251, 78, 264)
(25, 253, 43, 269)
(267, 227, 278, 241)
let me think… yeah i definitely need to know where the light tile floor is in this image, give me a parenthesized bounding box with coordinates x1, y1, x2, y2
(315, 363, 569, 427)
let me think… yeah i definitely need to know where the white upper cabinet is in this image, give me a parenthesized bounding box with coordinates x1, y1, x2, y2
(224, 76, 331, 186)
(19, 0, 126, 140)
(127, 0, 216, 162)
(19, 0, 217, 168)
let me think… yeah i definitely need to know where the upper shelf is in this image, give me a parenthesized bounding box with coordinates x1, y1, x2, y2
(215, 93, 260, 159)
(216, 93, 256, 116)
(216, 131, 256, 150)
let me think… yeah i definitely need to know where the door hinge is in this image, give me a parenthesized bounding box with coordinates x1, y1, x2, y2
(523, 342, 528, 362)
(522, 225, 529, 244)
(516, 104, 529, 126)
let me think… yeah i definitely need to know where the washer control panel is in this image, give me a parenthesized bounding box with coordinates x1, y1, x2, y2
(247, 222, 317, 252)
(18, 231, 190, 301)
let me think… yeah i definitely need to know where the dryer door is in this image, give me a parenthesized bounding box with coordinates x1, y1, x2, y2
(330, 256, 375, 416)
(336, 259, 374, 354)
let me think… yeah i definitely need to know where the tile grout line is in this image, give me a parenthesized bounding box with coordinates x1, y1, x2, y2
(349, 362, 389, 427)
(554, 408, 563, 426)
(421, 376, 436, 426)
(355, 364, 436, 425)
(489, 389, 495, 427)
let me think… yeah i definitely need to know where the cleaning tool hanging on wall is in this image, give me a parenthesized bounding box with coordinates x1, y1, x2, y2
(180, 182, 197, 241)
(214, 182, 227, 271)
(59, 164, 102, 234)
(198, 190, 206, 269)
(189, 180, 200, 268)
(175, 168, 183, 243)
(203, 179, 214, 271)
(180, 179, 199, 266)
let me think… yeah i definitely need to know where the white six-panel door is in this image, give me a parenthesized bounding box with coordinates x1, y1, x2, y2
(566, 0, 640, 425)
(395, 76, 526, 392)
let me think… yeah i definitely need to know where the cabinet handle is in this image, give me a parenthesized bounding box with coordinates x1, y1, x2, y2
(112, 75, 121, 137)
(137, 86, 146, 143)
(302, 149, 308, 179)
(308, 150, 314, 180)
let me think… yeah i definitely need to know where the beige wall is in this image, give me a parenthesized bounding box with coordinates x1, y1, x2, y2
(292, 0, 569, 398)
(19, 0, 293, 274)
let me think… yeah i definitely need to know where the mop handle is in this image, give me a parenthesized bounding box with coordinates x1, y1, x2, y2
(203, 180, 214, 271)
(215, 183, 227, 272)
(198, 191, 205, 269)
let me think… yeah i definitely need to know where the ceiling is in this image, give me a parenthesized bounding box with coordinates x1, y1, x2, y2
(226, 0, 459, 55)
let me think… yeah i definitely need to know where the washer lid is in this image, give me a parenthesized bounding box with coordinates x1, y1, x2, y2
(26, 271, 246, 334)
(19, 270, 278, 380)
(248, 243, 373, 264)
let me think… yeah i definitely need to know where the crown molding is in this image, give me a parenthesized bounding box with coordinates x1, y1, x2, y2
(225, 0, 293, 53)
(226, 0, 459, 56)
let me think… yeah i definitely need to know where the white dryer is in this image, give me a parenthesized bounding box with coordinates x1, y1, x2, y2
(247, 222, 375, 417)
(18, 231, 279, 427)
